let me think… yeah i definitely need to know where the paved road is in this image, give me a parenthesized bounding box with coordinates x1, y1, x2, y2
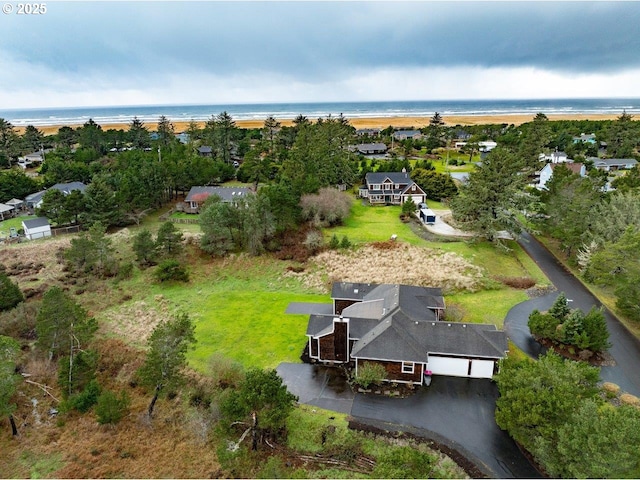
(517, 231, 640, 396)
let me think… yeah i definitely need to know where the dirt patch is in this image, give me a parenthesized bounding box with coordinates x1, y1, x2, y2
(0, 237, 71, 288)
(293, 243, 485, 293)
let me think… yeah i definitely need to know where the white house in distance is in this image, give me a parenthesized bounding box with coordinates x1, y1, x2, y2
(454, 141, 497, 152)
(537, 163, 586, 190)
(539, 151, 569, 163)
(22, 217, 52, 240)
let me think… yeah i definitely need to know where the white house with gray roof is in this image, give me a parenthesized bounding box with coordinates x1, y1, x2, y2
(587, 157, 638, 172)
(22, 217, 51, 240)
(24, 182, 87, 210)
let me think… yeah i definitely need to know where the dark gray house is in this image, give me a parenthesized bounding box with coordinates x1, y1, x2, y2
(359, 171, 426, 205)
(305, 282, 507, 385)
(356, 143, 387, 155)
(24, 182, 87, 210)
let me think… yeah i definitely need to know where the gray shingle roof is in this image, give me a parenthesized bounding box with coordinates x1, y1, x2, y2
(351, 315, 507, 361)
(185, 186, 252, 203)
(365, 172, 412, 185)
(22, 217, 50, 229)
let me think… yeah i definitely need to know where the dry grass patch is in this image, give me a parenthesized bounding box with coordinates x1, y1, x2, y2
(602, 382, 621, 394)
(0, 237, 70, 287)
(620, 393, 640, 406)
(306, 243, 485, 292)
(99, 295, 174, 347)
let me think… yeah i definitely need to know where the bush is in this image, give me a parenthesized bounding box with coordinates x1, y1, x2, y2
(339, 235, 351, 249)
(497, 276, 536, 289)
(0, 272, 24, 312)
(328, 234, 340, 249)
(116, 261, 134, 281)
(65, 379, 101, 413)
(208, 353, 245, 389)
(96, 390, 131, 424)
(303, 230, 324, 254)
(353, 362, 387, 389)
(300, 188, 353, 227)
(0, 300, 40, 339)
(154, 259, 189, 283)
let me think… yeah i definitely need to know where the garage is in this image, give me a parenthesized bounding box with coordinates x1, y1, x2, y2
(470, 359, 495, 378)
(428, 356, 469, 377)
(428, 356, 496, 378)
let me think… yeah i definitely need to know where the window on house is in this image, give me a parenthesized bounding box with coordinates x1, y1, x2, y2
(401, 361, 414, 374)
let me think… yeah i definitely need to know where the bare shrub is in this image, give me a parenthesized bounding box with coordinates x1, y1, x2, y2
(602, 382, 621, 394)
(497, 276, 536, 289)
(303, 230, 324, 254)
(443, 303, 465, 322)
(0, 300, 41, 339)
(300, 188, 353, 227)
(620, 393, 640, 406)
(208, 352, 245, 389)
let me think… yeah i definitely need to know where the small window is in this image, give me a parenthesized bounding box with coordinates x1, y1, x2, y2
(401, 361, 414, 374)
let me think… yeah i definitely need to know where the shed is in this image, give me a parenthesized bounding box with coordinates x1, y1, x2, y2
(22, 217, 51, 240)
(0, 203, 15, 221)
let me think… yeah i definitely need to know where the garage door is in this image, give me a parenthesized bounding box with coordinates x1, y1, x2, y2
(470, 360, 495, 378)
(411, 195, 424, 205)
(428, 356, 469, 377)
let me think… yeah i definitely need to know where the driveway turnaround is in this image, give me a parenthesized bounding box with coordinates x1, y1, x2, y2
(277, 363, 540, 478)
(518, 231, 640, 397)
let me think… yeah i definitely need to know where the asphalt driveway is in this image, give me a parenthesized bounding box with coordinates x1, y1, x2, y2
(276, 363, 540, 478)
(518, 231, 640, 396)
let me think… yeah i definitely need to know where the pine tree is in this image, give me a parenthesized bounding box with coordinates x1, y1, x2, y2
(0, 272, 24, 312)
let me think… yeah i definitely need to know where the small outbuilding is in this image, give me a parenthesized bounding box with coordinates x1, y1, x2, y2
(0, 203, 15, 221)
(22, 217, 52, 240)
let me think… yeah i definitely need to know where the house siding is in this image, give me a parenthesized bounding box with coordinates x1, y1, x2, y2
(358, 359, 424, 384)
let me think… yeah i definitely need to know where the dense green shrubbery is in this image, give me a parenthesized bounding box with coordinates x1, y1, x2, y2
(353, 361, 387, 389)
(154, 259, 189, 283)
(528, 292, 610, 353)
(496, 352, 640, 478)
(96, 390, 131, 424)
(0, 272, 24, 312)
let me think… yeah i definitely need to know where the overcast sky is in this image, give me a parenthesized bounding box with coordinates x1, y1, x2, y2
(2, 1, 640, 109)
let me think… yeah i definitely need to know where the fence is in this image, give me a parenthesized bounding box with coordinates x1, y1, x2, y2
(51, 225, 81, 236)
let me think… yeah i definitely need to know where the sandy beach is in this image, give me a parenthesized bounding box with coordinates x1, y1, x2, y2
(22, 113, 622, 136)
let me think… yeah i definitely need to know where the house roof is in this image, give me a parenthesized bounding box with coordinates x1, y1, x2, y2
(5, 198, 23, 206)
(51, 182, 87, 194)
(309, 282, 505, 364)
(198, 146, 213, 154)
(0, 204, 14, 213)
(356, 143, 387, 152)
(22, 217, 50, 229)
(365, 172, 412, 185)
(185, 186, 252, 203)
(588, 157, 638, 167)
(394, 130, 421, 137)
(24, 182, 86, 206)
(351, 315, 507, 362)
(550, 162, 584, 175)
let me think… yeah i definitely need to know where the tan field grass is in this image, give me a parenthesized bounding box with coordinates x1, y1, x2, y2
(300, 243, 485, 293)
(0, 237, 71, 288)
(23, 113, 623, 135)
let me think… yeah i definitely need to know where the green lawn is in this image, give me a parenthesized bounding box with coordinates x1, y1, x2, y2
(325, 202, 423, 245)
(103, 255, 328, 372)
(0, 215, 36, 236)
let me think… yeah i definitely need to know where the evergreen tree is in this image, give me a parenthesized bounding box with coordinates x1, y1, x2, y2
(128, 117, 151, 149)
(155, 222, 184, 257)
(0, 335, 21, 435)
(133, 228, 158, 266)
(450, 148, 528, 244)
(0, 272, 24, 312)
(137, 312, 196, 417)
(36, 286, 97, 361)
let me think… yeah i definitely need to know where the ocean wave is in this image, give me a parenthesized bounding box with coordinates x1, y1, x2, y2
(2, 99, 640, 127)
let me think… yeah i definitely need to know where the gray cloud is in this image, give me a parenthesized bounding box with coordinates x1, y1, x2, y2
(1, 1, 639, 108)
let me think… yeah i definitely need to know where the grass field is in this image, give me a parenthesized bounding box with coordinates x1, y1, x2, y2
(0, 215, 36, 236)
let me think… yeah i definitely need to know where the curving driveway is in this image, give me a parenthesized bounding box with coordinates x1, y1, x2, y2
(516, 231, 640, 396)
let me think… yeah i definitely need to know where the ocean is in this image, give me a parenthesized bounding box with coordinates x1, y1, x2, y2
(1, 98, 639, 128)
